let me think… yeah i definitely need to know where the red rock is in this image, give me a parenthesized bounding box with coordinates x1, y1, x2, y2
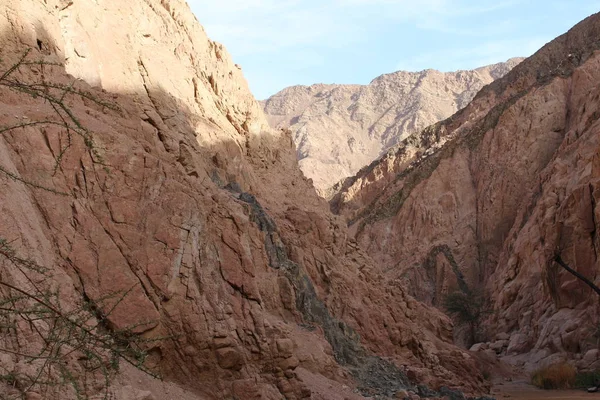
(0, 32, 467, 400)
(0, 0, 567, 399)
(332, 11, 600, 371)
(278, 356, 300, 371)
(216, 347, 245, 371)
(276, 338, 295, 357)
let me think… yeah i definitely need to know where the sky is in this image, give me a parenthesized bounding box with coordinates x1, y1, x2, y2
(188, 1, 600, 99)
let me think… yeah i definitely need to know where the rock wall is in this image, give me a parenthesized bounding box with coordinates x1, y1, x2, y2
(0, 0, 489, 399)
(333, 12, 600, 366)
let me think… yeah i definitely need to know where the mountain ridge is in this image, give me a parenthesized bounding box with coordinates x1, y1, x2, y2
(262, 58, 523, 195)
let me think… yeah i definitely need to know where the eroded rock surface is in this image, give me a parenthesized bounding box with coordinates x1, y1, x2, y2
(0, 0, 489, 399)
(333, 11, 600, 366)
(262, 59, 522, 195)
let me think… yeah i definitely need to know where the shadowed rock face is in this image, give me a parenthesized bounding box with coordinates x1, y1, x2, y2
(0, 1, 492, 399)
(262, 59, 522, 196)
(333, 11, 600, 367)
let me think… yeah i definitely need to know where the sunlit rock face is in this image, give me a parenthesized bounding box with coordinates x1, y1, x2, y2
(262, 59, 522, 196)
(0, 1, 490, 399)
(333, 11, 600, 368)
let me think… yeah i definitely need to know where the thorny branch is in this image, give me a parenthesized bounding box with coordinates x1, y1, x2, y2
(0, 237, 163, 400)
(0, 48, 119, 195)
(0, 50, 163, 400)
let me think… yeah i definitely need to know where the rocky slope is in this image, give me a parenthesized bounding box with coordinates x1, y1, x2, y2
(0, 1, 490, 399)
(332, 12, 600, 369)
(262, 59, 522, 195)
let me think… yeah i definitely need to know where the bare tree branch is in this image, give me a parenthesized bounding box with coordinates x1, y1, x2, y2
(554, 254, 600, 296)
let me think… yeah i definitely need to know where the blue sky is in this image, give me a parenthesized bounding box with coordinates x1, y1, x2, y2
(188, 1, 600, 99)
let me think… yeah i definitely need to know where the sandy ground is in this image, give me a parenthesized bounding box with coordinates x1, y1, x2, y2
(492, 380, 600, 400)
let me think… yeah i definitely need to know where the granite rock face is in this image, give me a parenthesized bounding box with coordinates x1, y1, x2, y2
(333, 11, 600, 366)
(0, 0, 488, 399)
(262, 60, 521, 196)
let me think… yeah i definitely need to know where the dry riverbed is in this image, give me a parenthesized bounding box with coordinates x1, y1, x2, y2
(492, 380, 600, 400)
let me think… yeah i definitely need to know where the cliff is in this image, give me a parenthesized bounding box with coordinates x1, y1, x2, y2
(0, 0, 488, 399)
(333, 11, 600, 369)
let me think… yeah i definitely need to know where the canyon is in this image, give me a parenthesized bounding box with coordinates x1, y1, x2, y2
(332, 11, 600, 373)
(0, 0, 598, 399)
(0, 0, 490, 399)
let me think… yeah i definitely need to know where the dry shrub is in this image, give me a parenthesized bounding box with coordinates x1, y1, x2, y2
(531, 362, 577, 389)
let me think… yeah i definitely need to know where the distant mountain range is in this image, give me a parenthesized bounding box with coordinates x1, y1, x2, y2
(262, 58, 523, 196)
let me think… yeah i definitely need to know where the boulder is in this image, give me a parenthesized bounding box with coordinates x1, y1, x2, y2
(469, 343, 488, 352)
(506, 334, 531, 355)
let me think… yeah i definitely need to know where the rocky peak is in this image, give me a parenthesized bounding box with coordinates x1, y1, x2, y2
(262, 58, 522, 196)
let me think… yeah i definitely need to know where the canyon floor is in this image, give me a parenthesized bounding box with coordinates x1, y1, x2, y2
(492, 380, 599, 400)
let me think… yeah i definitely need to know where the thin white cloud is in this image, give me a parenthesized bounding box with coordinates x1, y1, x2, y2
(334, 0, 520, 18)
(186, 0, 584, 98)
(188, 0, 521, 56)
(365, 0, 523, 35)
(192, 1, 358, 56)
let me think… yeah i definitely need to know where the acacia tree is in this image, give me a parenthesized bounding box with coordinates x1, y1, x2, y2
(443, 289, 485, 346)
